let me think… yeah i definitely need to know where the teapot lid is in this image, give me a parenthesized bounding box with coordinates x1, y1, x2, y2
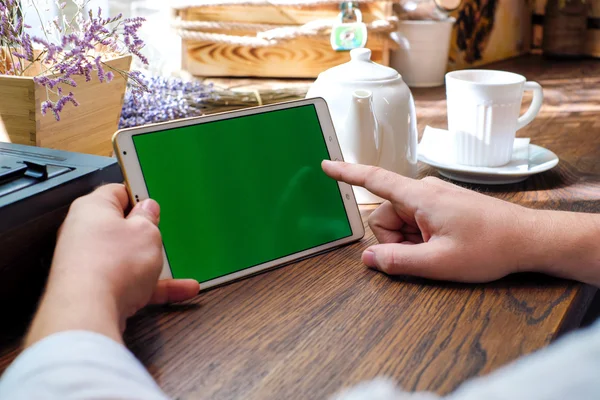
(319, 48, 399, 82)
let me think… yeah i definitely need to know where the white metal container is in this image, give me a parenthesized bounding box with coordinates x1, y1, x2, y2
(390, 18, 455, 88)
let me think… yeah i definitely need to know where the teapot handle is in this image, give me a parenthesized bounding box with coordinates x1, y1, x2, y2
(408, 93, 418, 164)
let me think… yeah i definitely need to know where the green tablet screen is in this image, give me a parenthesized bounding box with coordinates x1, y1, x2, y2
(132, 104, 352, 283)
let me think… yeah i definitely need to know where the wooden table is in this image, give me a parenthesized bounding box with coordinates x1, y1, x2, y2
(2, 55, 600, 399)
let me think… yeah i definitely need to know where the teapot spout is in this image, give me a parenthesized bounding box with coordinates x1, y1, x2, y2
(343, 90, 382, 166)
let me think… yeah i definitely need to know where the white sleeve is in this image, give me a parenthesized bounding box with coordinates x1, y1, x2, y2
(0, 330, 169, 400)
(4, 320, 600, 400)
(332, 320, 600, 400)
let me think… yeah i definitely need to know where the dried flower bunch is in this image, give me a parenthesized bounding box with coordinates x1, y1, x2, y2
(119, 77, 214, 129)
(119, 76, 309, 129)
(0, 0, 147, 120)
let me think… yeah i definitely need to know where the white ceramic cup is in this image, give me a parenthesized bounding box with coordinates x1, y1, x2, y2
(390, 19, 455, 88)
(445, 70, 543, 167)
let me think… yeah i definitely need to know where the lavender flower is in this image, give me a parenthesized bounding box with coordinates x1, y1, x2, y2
(94, 56, 105, 82)
(1, 0, 149, 120)
(119, 76, 214, 129)
(41, 91, 79, 121)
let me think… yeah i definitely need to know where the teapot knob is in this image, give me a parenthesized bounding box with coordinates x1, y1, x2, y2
(350, 48, 371, 62)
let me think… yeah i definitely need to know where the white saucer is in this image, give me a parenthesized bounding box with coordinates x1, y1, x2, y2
(418, 144, 559, 185)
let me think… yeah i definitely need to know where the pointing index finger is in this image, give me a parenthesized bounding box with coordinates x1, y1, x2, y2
(321, 160, 420, 210)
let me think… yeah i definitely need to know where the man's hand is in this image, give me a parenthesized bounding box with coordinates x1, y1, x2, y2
(322, 160, 530, 282)
(26, 184, 199, 346)
(322, 160, 600, 285)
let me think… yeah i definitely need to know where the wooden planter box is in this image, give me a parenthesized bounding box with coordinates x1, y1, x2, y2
(175, 2, 394, 78)
(0, 54, 131, 157)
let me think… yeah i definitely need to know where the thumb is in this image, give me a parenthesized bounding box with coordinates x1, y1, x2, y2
(127, 198, 160, 226)
(362, 243, 442, 277)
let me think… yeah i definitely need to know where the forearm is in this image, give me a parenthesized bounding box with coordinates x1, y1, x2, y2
(518, 209, 600, 286)
(25, 270, 123, 348)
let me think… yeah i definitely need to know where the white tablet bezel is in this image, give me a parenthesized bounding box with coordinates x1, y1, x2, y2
(113, 97, 364, 290)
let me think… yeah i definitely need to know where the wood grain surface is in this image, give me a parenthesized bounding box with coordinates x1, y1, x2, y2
(1, 55, 599, 399)
(176, 2, 392, 25)
(182, 34, 390, 79)
(178, 2, 393, 78)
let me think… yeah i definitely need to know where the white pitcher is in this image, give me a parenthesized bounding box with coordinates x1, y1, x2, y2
(306, 48, 418, 204)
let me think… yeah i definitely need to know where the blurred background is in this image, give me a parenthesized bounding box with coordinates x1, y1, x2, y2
(22, 0, 178, 75)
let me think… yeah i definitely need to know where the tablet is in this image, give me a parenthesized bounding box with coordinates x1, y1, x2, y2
(113, 98, 364, 290)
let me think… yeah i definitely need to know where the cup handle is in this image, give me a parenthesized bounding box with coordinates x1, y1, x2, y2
(516, 81, 543, 130)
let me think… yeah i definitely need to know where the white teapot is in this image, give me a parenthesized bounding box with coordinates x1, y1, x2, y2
(306, 48, 418, 204)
